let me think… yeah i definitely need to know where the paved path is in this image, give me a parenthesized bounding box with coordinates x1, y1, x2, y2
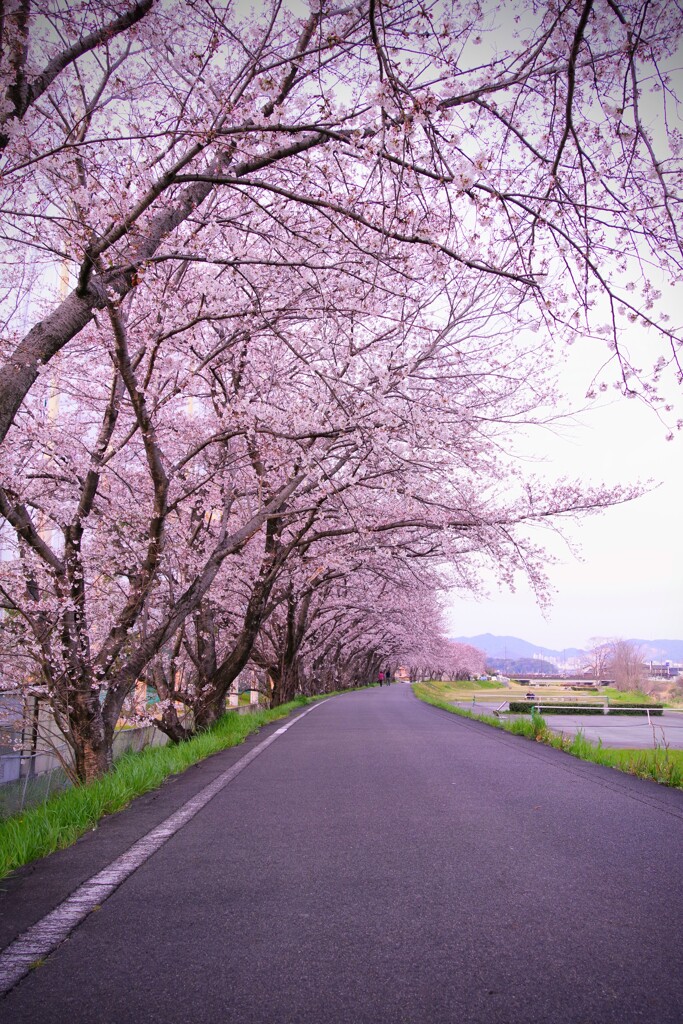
(1, 685, 682, 1023)
(465, 701, 683, 747)
(539, 710, 683, 748)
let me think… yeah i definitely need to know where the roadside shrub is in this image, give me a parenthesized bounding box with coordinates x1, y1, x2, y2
(608, 705, 664, 716)
(543, 704, 604, 715)
(508, 702, 604, 715)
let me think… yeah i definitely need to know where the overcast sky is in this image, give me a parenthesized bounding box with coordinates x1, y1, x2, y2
(446, 336, 683, 651)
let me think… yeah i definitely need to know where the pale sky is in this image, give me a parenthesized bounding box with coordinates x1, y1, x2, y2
(446, 340, 683, 651)
(438, 9, 683, 652)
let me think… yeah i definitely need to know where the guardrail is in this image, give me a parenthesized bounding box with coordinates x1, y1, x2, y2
(531, 704, 678, 724)
(468, 693, 604, 703)
(468, 697, 681, 723)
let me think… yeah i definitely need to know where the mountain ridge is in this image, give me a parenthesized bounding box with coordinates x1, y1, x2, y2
(452, 633, 683, 663)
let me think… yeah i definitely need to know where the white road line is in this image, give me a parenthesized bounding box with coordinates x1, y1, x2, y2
(0, 701, 327, 997)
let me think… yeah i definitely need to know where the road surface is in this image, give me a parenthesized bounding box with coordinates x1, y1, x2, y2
(1, 684, 682, 1023)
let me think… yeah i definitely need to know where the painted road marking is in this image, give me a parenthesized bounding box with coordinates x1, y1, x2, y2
(0, 701, 327, 996)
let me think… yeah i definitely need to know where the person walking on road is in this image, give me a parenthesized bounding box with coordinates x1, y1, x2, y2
(385, 666, 392, 685)
(378, 670, 384, 687)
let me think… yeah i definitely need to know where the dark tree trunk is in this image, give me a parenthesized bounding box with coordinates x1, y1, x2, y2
(68, 696, 114, 783)
(192, 698, 225, 732)
(155, 703, 195, 743)
(270, 661, 300, 708)
(73, 734, 112, 783)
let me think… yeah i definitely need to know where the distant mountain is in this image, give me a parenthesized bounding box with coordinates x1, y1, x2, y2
(452, 633, 683, 665)
(631, 639, 683, 663)
(452, 633, 585, 661)
(487, 657, 559, 675)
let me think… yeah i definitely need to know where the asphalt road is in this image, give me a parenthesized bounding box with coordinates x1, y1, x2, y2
(2, 684, 682, 1023)
(537, 710, 683, 748)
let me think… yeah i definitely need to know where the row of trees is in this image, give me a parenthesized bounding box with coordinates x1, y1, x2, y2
(0, 0, 681, 780)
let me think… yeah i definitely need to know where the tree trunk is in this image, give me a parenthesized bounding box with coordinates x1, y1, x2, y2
(72, 723, 112, 783)
(193, 700, 225, 732)
(156, 703, 195, 743)
(270, 660, 299, 708)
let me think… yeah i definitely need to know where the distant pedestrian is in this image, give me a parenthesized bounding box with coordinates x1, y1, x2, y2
(378, 670, 384, 687)
(385, 666, 392, 685)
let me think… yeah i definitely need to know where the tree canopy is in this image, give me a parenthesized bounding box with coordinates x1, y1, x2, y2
(0, 0, 680, 779)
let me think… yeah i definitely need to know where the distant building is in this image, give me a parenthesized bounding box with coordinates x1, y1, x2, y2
(648, 662, 682, 679)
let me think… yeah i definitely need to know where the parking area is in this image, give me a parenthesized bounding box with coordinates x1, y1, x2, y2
(461, 702, 683, 748)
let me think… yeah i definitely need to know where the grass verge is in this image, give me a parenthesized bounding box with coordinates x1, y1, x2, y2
(413, 682, 683, 791)
(0, 694, 331, 880)
(442, 679, 503, 691)
(600, 687, 660, 705)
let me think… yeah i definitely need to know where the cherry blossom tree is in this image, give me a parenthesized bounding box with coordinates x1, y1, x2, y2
(0, 226, 641, 777)
(1, 1, 681, 780)
(1, 0, 682, 447)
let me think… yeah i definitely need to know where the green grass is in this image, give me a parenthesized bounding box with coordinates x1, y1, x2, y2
(0, 696, 317, 880)
(596, 747, 683, 785)
(413, 682, 683, 791)
(419, 679, 506, 698)
(443, 678, 502, 690)
(600, 687, 660, 705)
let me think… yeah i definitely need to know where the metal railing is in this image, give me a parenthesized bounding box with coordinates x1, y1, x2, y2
(467, 697, 682, 724)
(529, 704, 679, 725)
